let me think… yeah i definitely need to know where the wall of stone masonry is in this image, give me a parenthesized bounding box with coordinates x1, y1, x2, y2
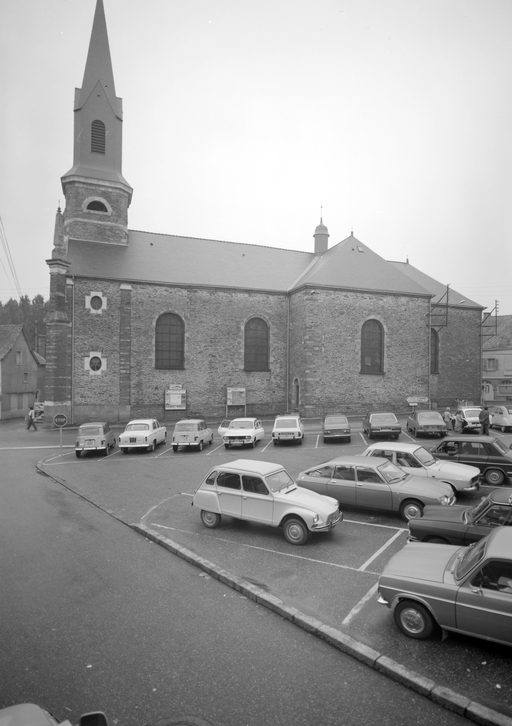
(63, 181, 130, 244)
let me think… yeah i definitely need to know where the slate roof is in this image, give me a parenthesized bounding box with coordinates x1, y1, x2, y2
(388, 260, 482, 309)
(67, 230, 433, 298)
(483, 315, 512, 351)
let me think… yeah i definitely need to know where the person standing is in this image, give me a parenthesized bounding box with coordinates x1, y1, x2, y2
(454, 410, 464, 433)
(479, 405, 490, 435)
(26, 406, 38, 431)
(442, 407, 454, 431)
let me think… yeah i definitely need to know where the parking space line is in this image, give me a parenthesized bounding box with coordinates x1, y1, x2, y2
(359, 431, 368, 445)
(342, 582, 379, 626)
(357, 529, 405, 571)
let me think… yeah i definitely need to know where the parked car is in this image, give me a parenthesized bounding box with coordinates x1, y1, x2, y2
(455, 406, 482, 433)
(0, 703, 108, 726)
(408, 488, 512, 546)
(118, 418, 167, 453)
(192, 459, 342, 545)
(362, 412, 401, 440)
(272, 414, 305, 445)
(218, 419, 232, 437)
(490, 404, 512, 433)
(75, 421, 116, 458)
(378, 527, 512, 646)
(33, 401, 45, 423)
(223, 417, 265, 448)
(171, 419, 213, 452)
(323, 415, 351, 443)
(429, 435, 512, 486)
(406, 410, 447, 438)
(360, 441, 480, 495)
(296, 456, 455, 521)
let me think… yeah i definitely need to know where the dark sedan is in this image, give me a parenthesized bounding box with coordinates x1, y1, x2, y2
(429, 435, 512, 486)
(362, 412, 401, 440)
(408, 489, 512, 545)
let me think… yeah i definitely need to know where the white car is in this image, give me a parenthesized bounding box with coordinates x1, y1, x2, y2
(118, 418, 167, 453)
(490, 405, 512, 433)
(361, 441, 480, 495)
(192, 459, 342, 544)
(272, 414, 305, 445)
(218, 419, 232, 437)
(171, 419, 213, 452)
(223, 417, 265, 448)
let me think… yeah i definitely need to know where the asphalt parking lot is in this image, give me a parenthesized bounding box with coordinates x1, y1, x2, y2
(33, 416, 512, 722)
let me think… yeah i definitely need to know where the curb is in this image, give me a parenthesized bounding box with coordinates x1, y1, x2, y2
(132, 523, 512, 726)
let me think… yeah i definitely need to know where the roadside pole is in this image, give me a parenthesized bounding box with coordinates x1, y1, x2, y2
(53, 414, 68, 448)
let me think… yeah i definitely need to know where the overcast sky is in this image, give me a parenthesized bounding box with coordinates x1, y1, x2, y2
(1, 0, 511, 314)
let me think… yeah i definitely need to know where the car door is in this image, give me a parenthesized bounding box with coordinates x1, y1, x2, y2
(457, 441, 488, 471)
(433, 440, 462, 464)
(354, 466, 393, 510)
(456, 559, 512, 644)
(255, 420, 264, 441)
(466, 505, 512, 545)
(241, 475, 274, 524)
(300, 465, 334, 497)
(215, 472, 243, 518)
(328, 465, 357, 505)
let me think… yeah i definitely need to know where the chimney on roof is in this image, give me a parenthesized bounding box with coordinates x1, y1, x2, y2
(313, 217, 329, 255)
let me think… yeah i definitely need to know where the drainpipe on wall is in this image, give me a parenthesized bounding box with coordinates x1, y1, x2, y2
(427, 299, 431, 409)
(286, 294, 290, 414)
(70, 277, 74, 424)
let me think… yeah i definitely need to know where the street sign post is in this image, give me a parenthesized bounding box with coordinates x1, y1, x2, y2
(53, 413, 68, 448)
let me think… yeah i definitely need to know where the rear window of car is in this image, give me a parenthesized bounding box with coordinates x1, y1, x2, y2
(275, 418, 299, 428)
(80, 426, 101, 436)
(492, 438, 509, 454)
(126, 423, 149, 431)
(371, 414, 398, 423)
(418, 412, 443, 422)
(325, 417, 348, 425)
(464, 409, 481, 417)
(176, 423, 196, 432)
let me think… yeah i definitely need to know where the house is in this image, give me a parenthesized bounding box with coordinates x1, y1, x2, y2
(0, 325, 43, 420)
(482, 315, 512, 402)
(43, 0, 484, 425)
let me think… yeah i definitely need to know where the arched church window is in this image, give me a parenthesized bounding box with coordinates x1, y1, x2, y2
(361, 319, 384, 374)
(87, 200, 108, 212)
(244, 317, 269, 371)
(430, 328, 439, 374)
(91, 120, 106, 154)
(155, 313, 184, 370)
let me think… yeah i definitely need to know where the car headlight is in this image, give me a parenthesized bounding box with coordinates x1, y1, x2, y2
(439, 496, 451, 505)
(312, 514, 319, 524)
(244, 436, 251, 442)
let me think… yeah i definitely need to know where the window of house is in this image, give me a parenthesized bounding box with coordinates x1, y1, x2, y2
(360, 320, 384, 374)
(430, 328, 439, 374)
(87, 200, 108, 212)
(244, 317, 269, 371)
(16, 350, 22, 365)
(23, 372, 28, 384)
(91, 120, 106, 154)
(84, 352, 106, 376)
(483, 359, 497, 371)
(85, 291, 107, 314)
(155, 313, 184, 369)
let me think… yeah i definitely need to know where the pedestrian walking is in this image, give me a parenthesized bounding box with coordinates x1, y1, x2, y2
(479, 405, 490, 436)
(454, 410, 464, 433)
(26, 406, 38, 431)
(442, 407, 454, 430)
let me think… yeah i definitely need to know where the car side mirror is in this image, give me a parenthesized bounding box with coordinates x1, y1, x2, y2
(79, 713, 109, 726)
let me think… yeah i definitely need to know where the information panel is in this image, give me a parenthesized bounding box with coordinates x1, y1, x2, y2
(165, 385, 187, 410)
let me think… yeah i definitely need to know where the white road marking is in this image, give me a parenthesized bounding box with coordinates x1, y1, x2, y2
(342, 583, 379, 626)
(357, 528, 405, 571)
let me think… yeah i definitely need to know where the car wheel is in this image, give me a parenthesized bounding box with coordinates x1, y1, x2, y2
(347, 436, 351, 443)
(394, 434, 399, 440)
(394, 600, 436, 640)
(103, 447, 109, 456)
(209, 436, 213, 445)
(251, 439, 256, 448)
(121, 448, 128, 454)
(399, 500, 424, 521)
(75, 450, 81, 458)
(273, 439, 278, 446)
(200, 510, 221, 528)
(426, 536, 450, 544)
(224, 443, 230, 449)
(368, 432, 373, 439)
(323, 437, 327, 444)
(197, 440, 203, 452)
(282, 517, 309, 545)
(485, 468, 505, 485)
(298, 436, 303, 445)
(148, 440, 156, 452)
(172, 445, 178, 452)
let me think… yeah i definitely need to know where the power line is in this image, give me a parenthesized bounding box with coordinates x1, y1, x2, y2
(0, 214, 22, 298)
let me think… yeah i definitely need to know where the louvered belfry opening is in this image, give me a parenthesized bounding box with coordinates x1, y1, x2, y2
(91, 120, 106, 154)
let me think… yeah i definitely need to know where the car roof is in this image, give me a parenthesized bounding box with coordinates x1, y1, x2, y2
(434, 435, 498, 443)
(275, 414, 300, 419)
(487, 488, 512, 504)
(231, 417, 257, 422)
(310, 456, 390, 467)
(79, 421, 109, 426)
(414, 410, 443, 416)
(324, 414, 348, 420)
(485, 527, 512, 558)
(127, 418, 156, 424)
(212, 459, 286, 476)
(175, 418, 205, 424)
(365, 442, 425, 453)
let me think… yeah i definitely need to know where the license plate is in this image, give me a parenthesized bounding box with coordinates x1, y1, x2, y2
(129, 437, 137, 443)
(280, 433, 293, 438)
(85, 439, 95, 446)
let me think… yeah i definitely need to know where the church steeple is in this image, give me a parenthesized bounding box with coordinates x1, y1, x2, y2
(61, 0, 132, 245)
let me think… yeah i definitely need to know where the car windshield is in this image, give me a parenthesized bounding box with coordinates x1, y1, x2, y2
(492, 438, 509, 454)
(413, 447, 436, 466)
(325, 417, 348, 425)
(80, 426, 101, 436)
(275, 419, 299, 428)
(377, 460, 407, 483)
(464, 409, 481, 417)
(220, 420, 231, 427)
(371, 414, 397, 423)
(454, 538, 486, 581)
(175, 423, 195, 432)
(507, 409, 512, 415)
(126, 423, 149, 431)
(418, 412, 443, 422)
(467, 496, 491, 523)
(229, 421, 253, 429)
(265, 469, 295, 492)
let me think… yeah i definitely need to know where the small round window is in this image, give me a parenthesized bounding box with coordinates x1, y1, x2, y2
(89, 356, 102, 372)
(90, 295, 103, 310)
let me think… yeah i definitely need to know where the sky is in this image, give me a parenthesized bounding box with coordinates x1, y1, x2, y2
(1, 0, 511, 314)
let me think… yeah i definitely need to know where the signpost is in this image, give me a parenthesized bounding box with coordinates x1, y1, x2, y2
(53, 413, 67, 448)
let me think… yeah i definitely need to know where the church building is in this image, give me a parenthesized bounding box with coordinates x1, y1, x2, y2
(45, 0, 483, 425)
